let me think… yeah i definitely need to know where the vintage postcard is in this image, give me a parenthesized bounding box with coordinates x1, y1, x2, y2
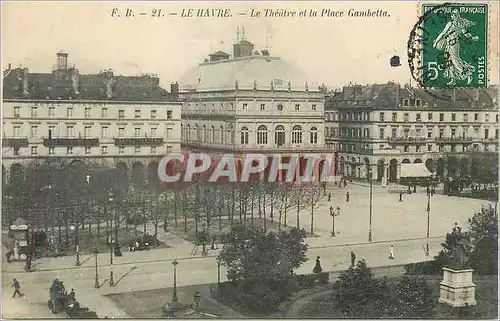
(1, 1, 498, 319)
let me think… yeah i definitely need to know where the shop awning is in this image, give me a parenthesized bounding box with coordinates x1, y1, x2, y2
(400, 163, 433, 178)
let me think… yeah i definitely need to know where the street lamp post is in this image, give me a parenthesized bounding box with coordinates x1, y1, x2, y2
(93, 248, 99, 288)
(425, 176, 434, 256)
(108, 191, 115, 287)
(330, 206, 340, 237)
(201, 223, 207, 256)
(368, 169, 373, 242)
(216, 256, 222, 288)
(75, 226, 80, 266)
(172, 260, 179, 303)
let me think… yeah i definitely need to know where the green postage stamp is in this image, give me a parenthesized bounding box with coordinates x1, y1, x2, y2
(417, 3, 488, 88)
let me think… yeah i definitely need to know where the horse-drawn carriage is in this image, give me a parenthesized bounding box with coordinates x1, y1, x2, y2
(47, 279, 98, 318)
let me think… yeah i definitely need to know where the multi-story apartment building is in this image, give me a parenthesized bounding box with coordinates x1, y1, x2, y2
(325, 83, 498, 183)
(2, 52, 181, 183)
(179, 35, 330, 177)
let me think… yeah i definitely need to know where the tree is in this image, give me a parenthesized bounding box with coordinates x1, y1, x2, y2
(335, 259, 390, 318)
(467, 205, 498, 275)
(219, 224, 308, 313)
(389, 276, 435, 318)
(304, 183, 325, 236)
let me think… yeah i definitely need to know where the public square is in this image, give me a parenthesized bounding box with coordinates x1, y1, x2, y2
(2, 182, 493, 319)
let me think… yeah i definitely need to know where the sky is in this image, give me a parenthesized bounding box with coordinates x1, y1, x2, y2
(2, 1, 498, 89)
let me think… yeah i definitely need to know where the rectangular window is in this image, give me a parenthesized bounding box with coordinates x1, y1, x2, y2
(415, 99, 421, 107)
(404, 145, 409, 152)
(166, 127, 173, 139)
(427, 128, 432, 138)
(13, 125, 21, 137)
(166, 145, 172, 153)
(404, 113, 409, 122)
(295, 104, 300, 111)
(392, 112, 397, 121)
(134, 146, 141, 154)
(118, 127, 125, 137)
(134, 127, 141, 137)
(66, 147, 73, 155)
(49, 107, 55, 117)
(30, 126, 38, 138)
(85, 108, 91, 118)
(403, 99, 409, 106)
(485, 128, 489, 139)
(150, 127, 157, 137)
(119, 110, 125, 119)
(428, 145, 432, 152)
(416, 113, 421, 122)
(260, 104, 265, 110)
(428, 113, 433, 121)
(167, 110, 173, 119)
(496, 129, 498, 139)
(135, 110, 141, 119)
(439, 128, 444, 138)
(485, 114, 490, 122)
(48, 147, 54, 155)
(391, 128, 397, 138)
(67, 126, 74, 137)
(464, 114, 468, 122)
(84, 126, 91, 137)
(151, 110, 157, 118)
(416, 128, 421, 137)
(474, 128, 479, 137)
(439, 145, 444, 152)
(380, 112, 385, 121)
(474, 113, 479, 121)
(48, 126, 55, 138)
(242, 103, 248, 110)
(439, 113, 444, 121)
(14, 106, 20, 118)
(416, 145, 421, 152)
(101, 108, 108, 118)
(312, 104, 317, 111)
(67, 107, 73, 118)
(451, 113, 456, 121)
(403, 128, 409, 137)
(118, 146, 124, 154)
(451, 128, 456, 137)
(496, 114, 499, 123)
(101, 126, 108, 138)
(31, 146, 38, 155)
(101, 146, 108, 154)
(151, 146, 157, 154)
(31, 107, 37, 118)
(85, 147, 91, 155)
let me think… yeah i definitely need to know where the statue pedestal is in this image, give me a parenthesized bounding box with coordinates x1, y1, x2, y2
(439, 267, 476, 307)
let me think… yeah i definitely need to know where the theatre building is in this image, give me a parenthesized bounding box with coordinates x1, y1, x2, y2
(324, 83, 498, 184)
(179, 34, 332, 179)
(2, 52, 181, 185)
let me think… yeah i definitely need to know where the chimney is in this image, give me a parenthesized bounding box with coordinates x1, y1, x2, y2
(343, 85, 355, 101)
(56, 52, 69, 70)
(23, 68, 29, 94)
(171, 82, 179, 95)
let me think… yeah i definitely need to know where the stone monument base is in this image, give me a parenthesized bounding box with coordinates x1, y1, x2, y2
(439, 267, 476, 307)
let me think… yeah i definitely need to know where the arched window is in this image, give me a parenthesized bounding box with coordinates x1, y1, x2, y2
(207, 126, 212, 143)
(203, 125, 207, 142)
(211, 125, 216, 143)
(310, 127, 318, 144)
(363, 128, 370, 138)
(220, 125, 224, 144)
(228, 125, 234, 144)
(275, 125, 285, 146)
(292, 125, 302, 144)
(195, 124, 200, 141)
(240, 126, 249, 145)
(187, 125, 191, 141)
(257, 125, 268, 144)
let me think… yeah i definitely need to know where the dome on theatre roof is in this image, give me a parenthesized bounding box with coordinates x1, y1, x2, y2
(179, 55, 319, 92)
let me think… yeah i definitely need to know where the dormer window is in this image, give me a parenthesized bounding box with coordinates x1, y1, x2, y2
(403, 99, 409, 106)
(415, 99, 421, 107)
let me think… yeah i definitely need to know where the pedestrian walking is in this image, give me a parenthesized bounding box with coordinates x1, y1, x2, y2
(344, 179, 347, 187)
(431, 187, 435, 196)
(399, 191, 403, 202)
(346, 191, 350, 202)
(313, 256, 323, 273)
(328, 192, 331, 202)
(407, 185, 411, 194)
(389, 245, 394, 259)
(350, 251, 356, 267)
(12, 278, 21, 298)
(413, 184, 417, 193)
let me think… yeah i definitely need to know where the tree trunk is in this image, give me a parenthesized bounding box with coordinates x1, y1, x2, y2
(310, 202, 314, 236)
(296, 199, 301, 229)
(173, 192, 178, 228)
(219, 187, 223, 230)
(183, 190, 187, 233)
